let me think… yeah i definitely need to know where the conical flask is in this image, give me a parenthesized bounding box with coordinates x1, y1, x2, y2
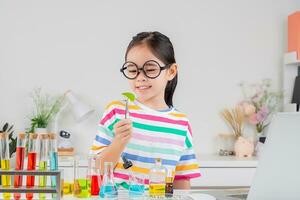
(99, 162, 118, 199)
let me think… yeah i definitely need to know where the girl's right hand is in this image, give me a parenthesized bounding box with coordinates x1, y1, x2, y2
(113, 119, 132, 145)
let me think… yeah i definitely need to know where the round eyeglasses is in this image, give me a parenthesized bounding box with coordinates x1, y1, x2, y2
(120, 60, 171, 79)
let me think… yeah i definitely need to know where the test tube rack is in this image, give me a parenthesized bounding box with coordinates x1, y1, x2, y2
(0, 169, 62, 200)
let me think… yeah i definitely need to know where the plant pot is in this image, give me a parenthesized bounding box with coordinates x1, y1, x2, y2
(34, 128, 48, 134)
(234, 136, 254, 158)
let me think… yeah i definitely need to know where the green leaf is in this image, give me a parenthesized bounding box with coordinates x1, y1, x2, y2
(9, 131, 14, 139)
(122, 92, 135, 102)
(2, 123, 8, 132)
(9, 138, 17, 157)
(7, 125, 14, 133)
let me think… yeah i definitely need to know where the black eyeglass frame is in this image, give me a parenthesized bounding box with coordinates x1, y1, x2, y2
(120, 60, 171, 79)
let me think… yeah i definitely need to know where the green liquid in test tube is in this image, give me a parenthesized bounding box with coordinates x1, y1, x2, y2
(38, 133, 49, 200)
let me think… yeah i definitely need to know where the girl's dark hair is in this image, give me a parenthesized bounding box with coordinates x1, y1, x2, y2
(125, 31, 178, 107)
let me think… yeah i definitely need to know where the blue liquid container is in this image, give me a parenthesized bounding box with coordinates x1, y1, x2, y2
(129, 184, 145, 196)
(99, 185, 118, 198)
(50, 152, 58, 185)
(49, 133, 59, 199)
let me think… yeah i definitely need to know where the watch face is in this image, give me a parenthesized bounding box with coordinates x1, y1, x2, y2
(60, 130, 71, 139)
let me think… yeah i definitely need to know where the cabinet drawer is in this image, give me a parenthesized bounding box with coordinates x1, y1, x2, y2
(191, 168, 256, 187)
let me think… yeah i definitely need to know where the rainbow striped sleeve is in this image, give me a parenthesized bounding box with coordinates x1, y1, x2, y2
(90, 102, 118, 155)
(174, 122, 201, 180)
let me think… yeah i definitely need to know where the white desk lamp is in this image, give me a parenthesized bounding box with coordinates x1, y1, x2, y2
(54, 90, 94, 155)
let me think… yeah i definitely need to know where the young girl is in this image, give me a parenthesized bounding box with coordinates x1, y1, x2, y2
(91, 31, 200, 189)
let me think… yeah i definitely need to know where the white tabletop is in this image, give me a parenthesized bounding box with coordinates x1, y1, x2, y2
(60, 188, 249, 200)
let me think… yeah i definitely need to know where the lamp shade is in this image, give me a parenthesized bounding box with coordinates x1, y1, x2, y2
(65, 91, 94, 122)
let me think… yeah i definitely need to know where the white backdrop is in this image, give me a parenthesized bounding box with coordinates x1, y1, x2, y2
(1, 0, 299, 155)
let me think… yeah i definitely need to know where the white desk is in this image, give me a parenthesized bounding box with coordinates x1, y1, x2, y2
(61, 188, 249, 200)
(58, 154, 258, 189)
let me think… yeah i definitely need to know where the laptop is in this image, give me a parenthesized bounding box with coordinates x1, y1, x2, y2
(222, 113, 300, 200)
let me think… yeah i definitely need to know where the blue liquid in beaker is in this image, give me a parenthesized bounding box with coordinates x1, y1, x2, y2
(99, 185, 118, 198)
(129, 184, 145, 196)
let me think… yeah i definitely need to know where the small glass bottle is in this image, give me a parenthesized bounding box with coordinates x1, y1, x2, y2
(165, 169, 174, 198)
(49, 133, 59, 199)
(149, 158, 167, 197)
(0, 132, 11, 200)
(13, 132, 26, 200)
(99, 162, 118, 199)
(26, 133, 38, 200)
(38, 133, 49, 200)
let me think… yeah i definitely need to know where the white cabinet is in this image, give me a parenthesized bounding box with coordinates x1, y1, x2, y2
(191, 154, 258, 189)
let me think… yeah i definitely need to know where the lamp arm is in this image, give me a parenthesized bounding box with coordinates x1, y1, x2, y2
(53, 90, 72, 134)
(53, 102, 69, 134)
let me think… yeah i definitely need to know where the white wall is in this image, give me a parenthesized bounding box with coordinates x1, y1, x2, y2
(1, 0, 299, 155)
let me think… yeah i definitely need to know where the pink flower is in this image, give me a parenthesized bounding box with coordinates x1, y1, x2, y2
(256, 106, 268, 123)
(243, 103, 256, 116)
(248, 113, 259, 125)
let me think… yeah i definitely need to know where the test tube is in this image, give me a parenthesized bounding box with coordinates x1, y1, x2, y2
(38, 133, 49, 200)
(13, 132, 26, 200)
(0, 132, 11, 200)
(26, 133, 38, 200)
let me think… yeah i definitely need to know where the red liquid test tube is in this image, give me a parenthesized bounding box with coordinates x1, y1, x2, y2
(25, 133, 38, 200)
(13, 132, 26, 200)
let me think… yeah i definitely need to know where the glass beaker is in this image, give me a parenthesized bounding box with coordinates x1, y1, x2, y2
(129, 171, 145, 197)
(73, 156, 91, 198)
(61, 156, 75, 195)
(99, 162, 118, 199)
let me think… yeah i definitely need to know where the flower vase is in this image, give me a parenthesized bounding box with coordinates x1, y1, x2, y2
(255, 131, 266, 157)
(234, 136, 254, 158)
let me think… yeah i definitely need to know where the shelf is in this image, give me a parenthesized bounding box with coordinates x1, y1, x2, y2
(0, 169, 62, 199)
(0, 186, 57, 193)
(283, 52, 300, 107)
(284, 51, 300, 65)
(0, 169, 61, 176)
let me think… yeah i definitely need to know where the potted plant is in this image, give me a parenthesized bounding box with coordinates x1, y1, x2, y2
(0, 122, 17, 158)
(239, 79, 283, 137)
(28, 88, 64, 133)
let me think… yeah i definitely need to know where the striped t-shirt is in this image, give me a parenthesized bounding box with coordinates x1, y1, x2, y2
(90, 100, 201, 189)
